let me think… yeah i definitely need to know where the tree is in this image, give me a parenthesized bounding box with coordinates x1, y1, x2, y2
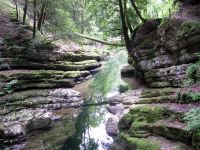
(23, 0, 28, 24)
(33, 0, 37, 38)
(13, 0, 19, 22)
(37, 0, 48, 33)
(129, 0, 146, 23)
(118, 0, 131, 51)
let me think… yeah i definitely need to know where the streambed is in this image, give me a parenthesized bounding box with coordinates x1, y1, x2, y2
(23, 51, 143, 150)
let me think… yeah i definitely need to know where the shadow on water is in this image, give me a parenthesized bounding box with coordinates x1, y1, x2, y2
(64, 51, 143, 150)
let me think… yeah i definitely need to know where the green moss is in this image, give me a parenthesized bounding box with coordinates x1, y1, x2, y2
(129, 106, 170, 123)
(138, 95, 176, 104)
(127, 106, 169, 136)
(141, 88, 175, 98)
(3, 70, 90, 81)
(119, 133, 160, 150)
(118, 113, 133, 130)
(118, 105, 172, 140)
(0, 89, 50, 105)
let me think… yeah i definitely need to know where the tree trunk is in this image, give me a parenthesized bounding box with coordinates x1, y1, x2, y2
(13, 0, 19, 22)
(124, 0, 133, 34)
(33, 0, 37, 38)
(75, 32, 125, 46)
(118, 0, 131, 51)
(130, 0, 146, 23)
(37, 1, 47, 33)
(23, 0, 28, 24)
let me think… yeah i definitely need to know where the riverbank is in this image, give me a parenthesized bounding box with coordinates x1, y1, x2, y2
(107, 1, 200, 149)
(0, 8, 111, 148)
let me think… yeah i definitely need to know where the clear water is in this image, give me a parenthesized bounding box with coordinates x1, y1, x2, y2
(63, 51, 142, 150)
(23, 51, 142, 150)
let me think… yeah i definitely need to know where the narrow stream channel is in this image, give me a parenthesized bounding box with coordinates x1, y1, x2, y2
(23, 51, 143, 150)
(64, 51, 143, 150)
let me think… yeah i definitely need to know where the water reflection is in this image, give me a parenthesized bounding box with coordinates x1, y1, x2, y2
(64, 51, 140, 150)
(64, 94, 113, 150)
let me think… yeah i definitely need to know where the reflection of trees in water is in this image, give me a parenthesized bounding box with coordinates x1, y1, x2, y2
(64, 52, 128, 150)
(63, 94, 106, 150)
(89, 51, 128, 95)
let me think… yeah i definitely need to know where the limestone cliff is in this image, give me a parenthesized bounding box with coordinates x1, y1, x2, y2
(128, 2, 200, 87)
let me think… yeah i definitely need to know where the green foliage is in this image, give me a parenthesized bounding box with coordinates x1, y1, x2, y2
(187, 63, 200, 81)
(185, 53, 200, 85)
(184, 108, 200, 149)
(118, 84, 129, 93)
(0, 0, 17, 20)
(177, 92, 200, 103)
(147, 0, 179, 18)
(4, 79, 18, 93)
(184, 108, 200, 131)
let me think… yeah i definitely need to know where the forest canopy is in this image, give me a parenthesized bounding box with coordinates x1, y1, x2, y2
(3, 0, 179, 45)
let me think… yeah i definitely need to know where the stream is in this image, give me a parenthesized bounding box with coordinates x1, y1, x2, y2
(23, 51, 143, 150)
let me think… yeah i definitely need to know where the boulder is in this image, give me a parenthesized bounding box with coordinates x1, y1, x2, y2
(26, 117, 53, 132)
(106, 116, 119, 136)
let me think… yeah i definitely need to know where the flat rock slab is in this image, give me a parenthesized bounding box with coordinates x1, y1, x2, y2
(121, 64, 135, 77)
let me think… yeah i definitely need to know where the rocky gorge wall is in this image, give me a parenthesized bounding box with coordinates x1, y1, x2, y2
(0, 12, 107, 148)
(128, 16, 200, 87)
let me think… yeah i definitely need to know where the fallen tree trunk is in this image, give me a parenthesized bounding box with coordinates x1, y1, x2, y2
(78, 101, 119, 107)
(74, 32, 125, 47)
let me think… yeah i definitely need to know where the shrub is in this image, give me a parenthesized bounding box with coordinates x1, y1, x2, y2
(177, 92, 200, 103)
(118, 84, 129, 93)
(184, 108, 200, 149)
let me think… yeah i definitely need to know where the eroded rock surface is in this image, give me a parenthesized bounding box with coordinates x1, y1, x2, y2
(0, 89, 83, 148)
(128, 17, 200, 87)
(108, 88, 198, 150)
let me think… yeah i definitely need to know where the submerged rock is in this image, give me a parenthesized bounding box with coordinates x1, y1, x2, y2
(26, 117, 53, 133)
(106, 116, 119, 137)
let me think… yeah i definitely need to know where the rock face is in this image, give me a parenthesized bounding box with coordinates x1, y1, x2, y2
(0, 12, 106, 149)
(121, 65, 135, 77)
(108, 88, 199, 150)
(0, 89, 83, 148)
(128, 18, 200, 87)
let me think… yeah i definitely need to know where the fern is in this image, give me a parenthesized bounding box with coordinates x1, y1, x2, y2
(184, 108, 200, 131)
(4, 80, 18, 93)
(185, 53, 200, 85)
(184, 108, 200, 149)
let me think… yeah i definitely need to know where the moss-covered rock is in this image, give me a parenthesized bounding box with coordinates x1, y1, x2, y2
(118, 106, 171, 139)
(109, 133, 160, 150)
(140, 88, 176, 98)
(0, 70, 93, 94)
(113, 105, 192, 150)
